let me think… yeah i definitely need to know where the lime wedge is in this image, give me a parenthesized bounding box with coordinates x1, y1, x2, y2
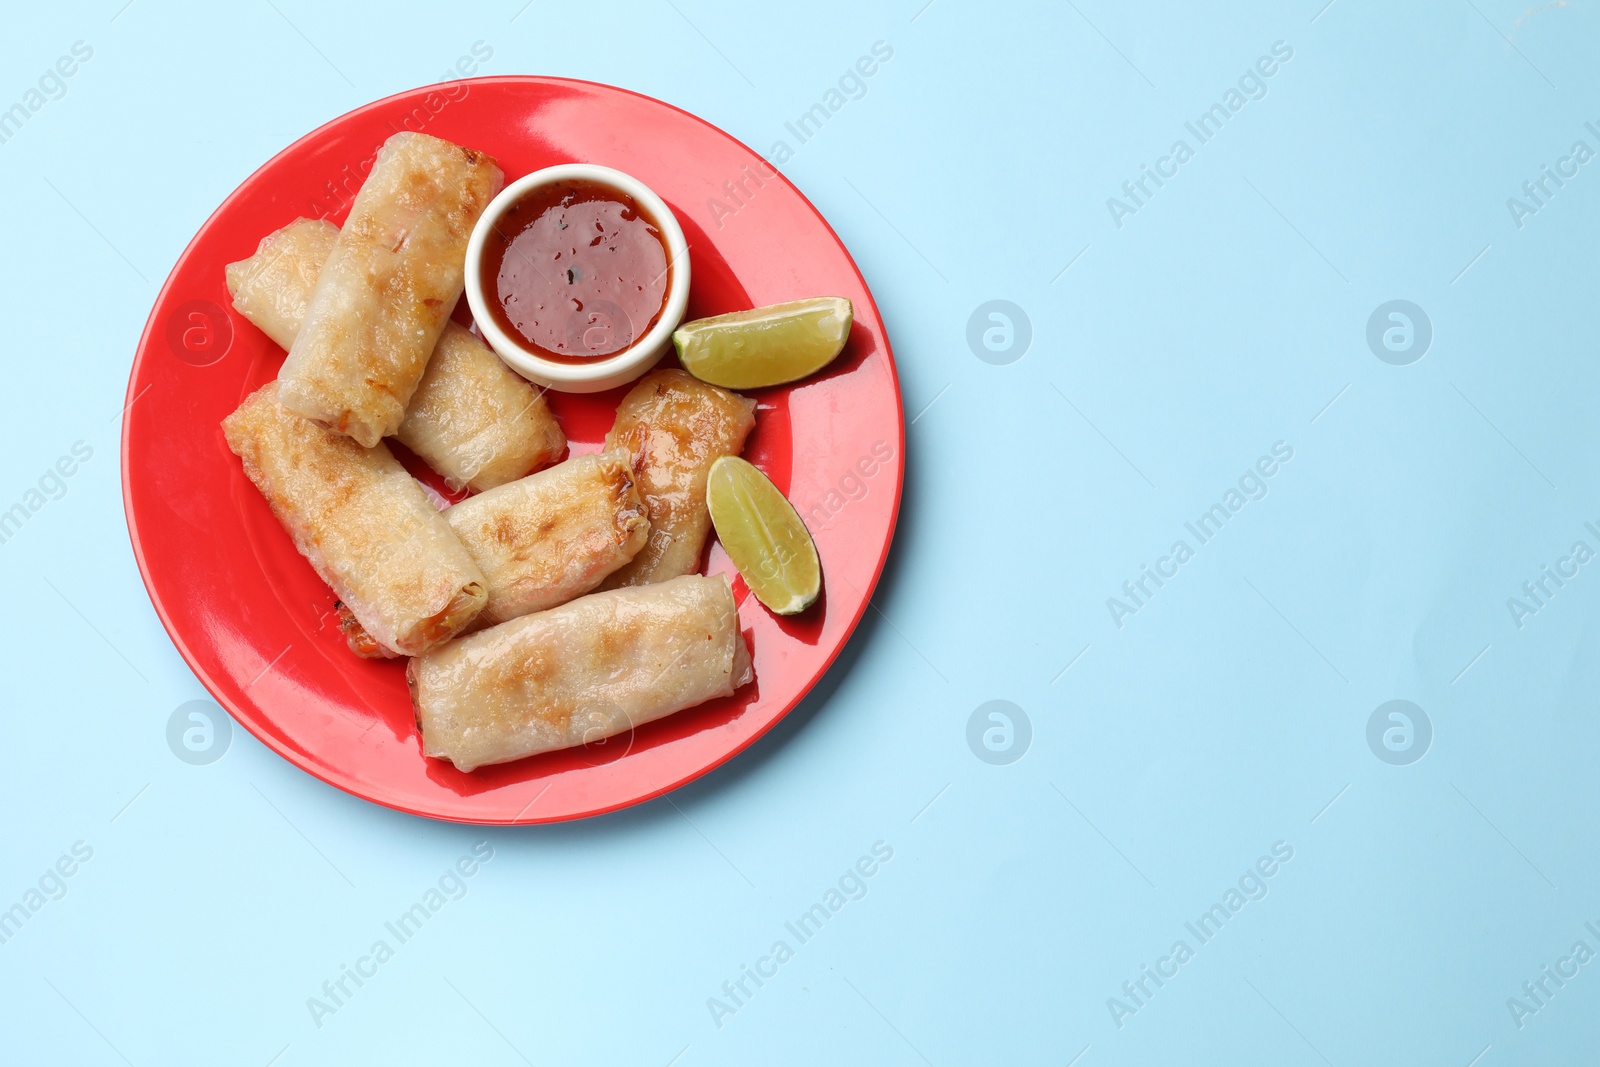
(675, 297, 853, 389)
(707, 456, 821, 615)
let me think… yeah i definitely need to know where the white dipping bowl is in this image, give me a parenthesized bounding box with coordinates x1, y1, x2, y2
(464, 164, 689, 394)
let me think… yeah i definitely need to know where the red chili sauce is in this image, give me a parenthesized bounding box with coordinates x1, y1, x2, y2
(480, 178, 671, 362)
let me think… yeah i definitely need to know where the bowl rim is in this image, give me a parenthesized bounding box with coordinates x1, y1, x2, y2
(463, 162, 691, 388)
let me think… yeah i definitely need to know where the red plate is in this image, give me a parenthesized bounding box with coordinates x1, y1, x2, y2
(122, 77, 902, 823)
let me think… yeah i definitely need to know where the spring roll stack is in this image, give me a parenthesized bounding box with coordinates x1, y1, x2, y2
(279, 132, 503, 447)
(226, 216, 565, 491)
(222, 131, 757, 769)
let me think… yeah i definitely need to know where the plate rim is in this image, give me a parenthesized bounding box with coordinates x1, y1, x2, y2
(120, 75, 905, 824)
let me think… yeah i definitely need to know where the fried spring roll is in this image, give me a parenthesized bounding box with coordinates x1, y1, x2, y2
(411, 574, 753, 771)
(398, 326, 565, 490)
(225, 218, 336, 350)
(222, 384, 487, 657)
(227, 218, 564, 490)
(600, 370, 756, 589)
(279, 132, 503, 447)
(447, 450, 650, 625)
(337, 451, 648, 648)
(335, 450, 650, 651)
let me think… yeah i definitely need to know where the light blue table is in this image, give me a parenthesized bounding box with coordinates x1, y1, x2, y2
(3, 1, 1597, 1063)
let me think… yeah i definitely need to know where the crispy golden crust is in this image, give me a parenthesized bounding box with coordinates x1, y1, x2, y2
(411, 574, 752, 771)
(226, 217, 564, 489)
(278, 132, 503, 447)
(599, 369, 756, 588)
(222, 384, 486, 656)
